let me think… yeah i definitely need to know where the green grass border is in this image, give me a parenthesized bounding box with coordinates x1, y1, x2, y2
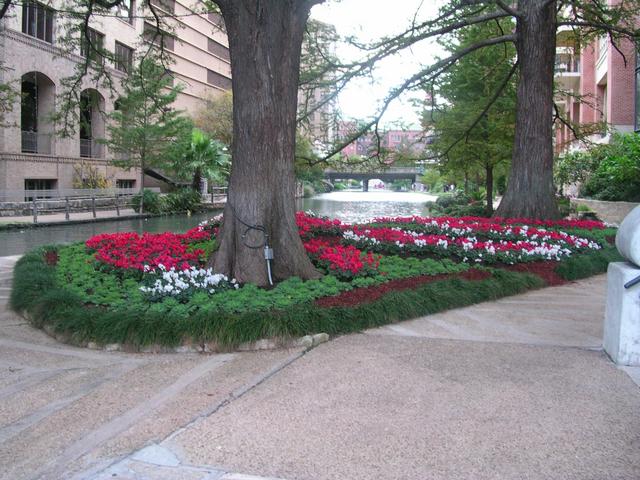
(10, 239, 620, 350)
(10, 247, 552, 349)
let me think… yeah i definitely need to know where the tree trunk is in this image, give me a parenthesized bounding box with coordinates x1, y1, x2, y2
(139, 165, 145, 214)
(485, 164, 494, 214)
(495, 0, 560, 219)
(212, 0, 321, 286)
(192, 167, 202, 192)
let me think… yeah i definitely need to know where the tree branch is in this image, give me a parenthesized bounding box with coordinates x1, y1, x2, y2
(0, 0, 12, 20)
(304, 34, 516, 165)
(433, 59, 518, 160)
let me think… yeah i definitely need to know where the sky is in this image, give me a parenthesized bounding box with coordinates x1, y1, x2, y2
(310, 0, 444, 129)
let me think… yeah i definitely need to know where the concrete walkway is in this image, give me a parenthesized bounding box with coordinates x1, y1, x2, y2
(0, 209, 141, 226)
(1, 256, 639, 480)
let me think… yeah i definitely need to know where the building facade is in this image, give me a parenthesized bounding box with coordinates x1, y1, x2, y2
(336, 122, 428, 161)
(0, 0, 231, 199)
(554, 20, 638, 154)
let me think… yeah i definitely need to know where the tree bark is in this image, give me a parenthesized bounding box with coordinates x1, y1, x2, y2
(212, 0, 322, 286)
(485, 164, 493, 214)
(495, 0, 560, 219)
(192, 167, 202, 192)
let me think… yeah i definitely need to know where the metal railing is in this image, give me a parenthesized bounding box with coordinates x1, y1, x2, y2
(21, 131, 53, 154)
(555, 58, 580, 73)
(0, 187, 142, 202)
(207, 186, 227, 204)
(0, 188, 150, 223)
(80, 138, 105, 158)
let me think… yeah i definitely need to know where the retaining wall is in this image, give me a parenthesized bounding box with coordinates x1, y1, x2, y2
(570, 198, 639, 225)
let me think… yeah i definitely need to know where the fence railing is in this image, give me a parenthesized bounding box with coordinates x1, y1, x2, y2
(0, 187, 225, 223)
(80, 138, 105, 158)
(21, 131, 53, 155)
(0, 188, 142, 202)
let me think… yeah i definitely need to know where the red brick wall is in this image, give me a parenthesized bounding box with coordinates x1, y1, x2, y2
(607, 37, 636, 128)
(580, 44, 597, 125)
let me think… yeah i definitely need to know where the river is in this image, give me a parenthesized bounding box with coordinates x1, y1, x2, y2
(0, 190, 437, 256)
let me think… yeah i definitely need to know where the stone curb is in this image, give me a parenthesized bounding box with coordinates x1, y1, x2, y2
(39, 322, 330, 354)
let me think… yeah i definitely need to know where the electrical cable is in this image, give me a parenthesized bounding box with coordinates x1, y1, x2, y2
(227, 202, 274, 286)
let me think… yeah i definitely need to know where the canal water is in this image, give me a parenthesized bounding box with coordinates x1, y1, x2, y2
(0, 191, 436, 256)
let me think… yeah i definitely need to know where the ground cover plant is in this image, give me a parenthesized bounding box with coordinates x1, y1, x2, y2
(10, 212, 619, 349)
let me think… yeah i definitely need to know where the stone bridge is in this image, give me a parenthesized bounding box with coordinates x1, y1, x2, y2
(324, 167, 423, 191)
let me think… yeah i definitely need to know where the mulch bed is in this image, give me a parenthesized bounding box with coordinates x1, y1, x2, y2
(315, 269, 492, 308)
(504, 261, 567, 286)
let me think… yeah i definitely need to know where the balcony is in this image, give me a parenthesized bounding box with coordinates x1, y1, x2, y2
(21, 131, 52, 154)
(80, 138, 104, 159)
(555, 56, 581, 91)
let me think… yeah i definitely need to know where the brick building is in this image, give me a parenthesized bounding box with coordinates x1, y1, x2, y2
(554, 13, 638, 154)
(336, 122, 428, 161)
(0, 0, 231, 199)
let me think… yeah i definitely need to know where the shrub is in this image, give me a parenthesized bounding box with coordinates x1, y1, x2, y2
(576, 133, 640, 202)
(132, 189, 165, 214)
(164, 188, 202, 213)
(303, 183, 316, 197)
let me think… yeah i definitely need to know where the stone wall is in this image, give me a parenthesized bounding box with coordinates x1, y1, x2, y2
(0, 196, 132, 217)
(570, 198, 639, 225)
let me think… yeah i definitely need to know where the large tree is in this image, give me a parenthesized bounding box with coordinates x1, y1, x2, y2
(211, 0, 323, 285)
(317, 0, 639, 219)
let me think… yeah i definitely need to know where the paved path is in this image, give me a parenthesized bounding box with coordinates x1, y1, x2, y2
(1, 256, 639, 480)
(0, 209, 140, 226)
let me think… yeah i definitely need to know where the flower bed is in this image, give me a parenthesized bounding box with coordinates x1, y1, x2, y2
(9, 212, 621, 350)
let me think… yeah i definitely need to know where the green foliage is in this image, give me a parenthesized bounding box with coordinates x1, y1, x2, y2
(555, 247, 623, 281)
(105, 56, 192, 211)
(379, 256, 467, 279)
(427, 18, 517, 207)
(194, 91, 233, 146)
(164, 189, 202, 213)
(11, 246, 547, 348)
(426, 191, 490, 217)
(131, 189, 202, 214)
(302, 183, 316, 197)
(554, 150, 600, 190)
(420, 169, 444, 192)
(132, 190, 164, 214)
(557, 133, 640, 202)
(173, 129, 231, 187)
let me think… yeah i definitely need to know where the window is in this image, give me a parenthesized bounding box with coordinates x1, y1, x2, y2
(116, 179, 135, 189)
(150, 0, 174, 13)
(115, 42, 134, 73)
(22, 1, 54, 44)
(144, 22, 174, 51)
(80, 28, 105, 64)
(207, 38, 230, 61)
(115, 0, 134, 24)
(207, 69, 231, 90)
(24, 179, 56, 201)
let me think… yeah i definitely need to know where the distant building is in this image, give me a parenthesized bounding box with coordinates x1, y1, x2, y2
(336, 122, 428, 161)
(0, 0, 231, 198)
(297, 20, 339, 152)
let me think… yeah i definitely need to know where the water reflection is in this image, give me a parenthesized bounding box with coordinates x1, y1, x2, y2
(0, 211, 218, 257)
(298, 190, 436, 223)
(0, 191, 437, 256)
